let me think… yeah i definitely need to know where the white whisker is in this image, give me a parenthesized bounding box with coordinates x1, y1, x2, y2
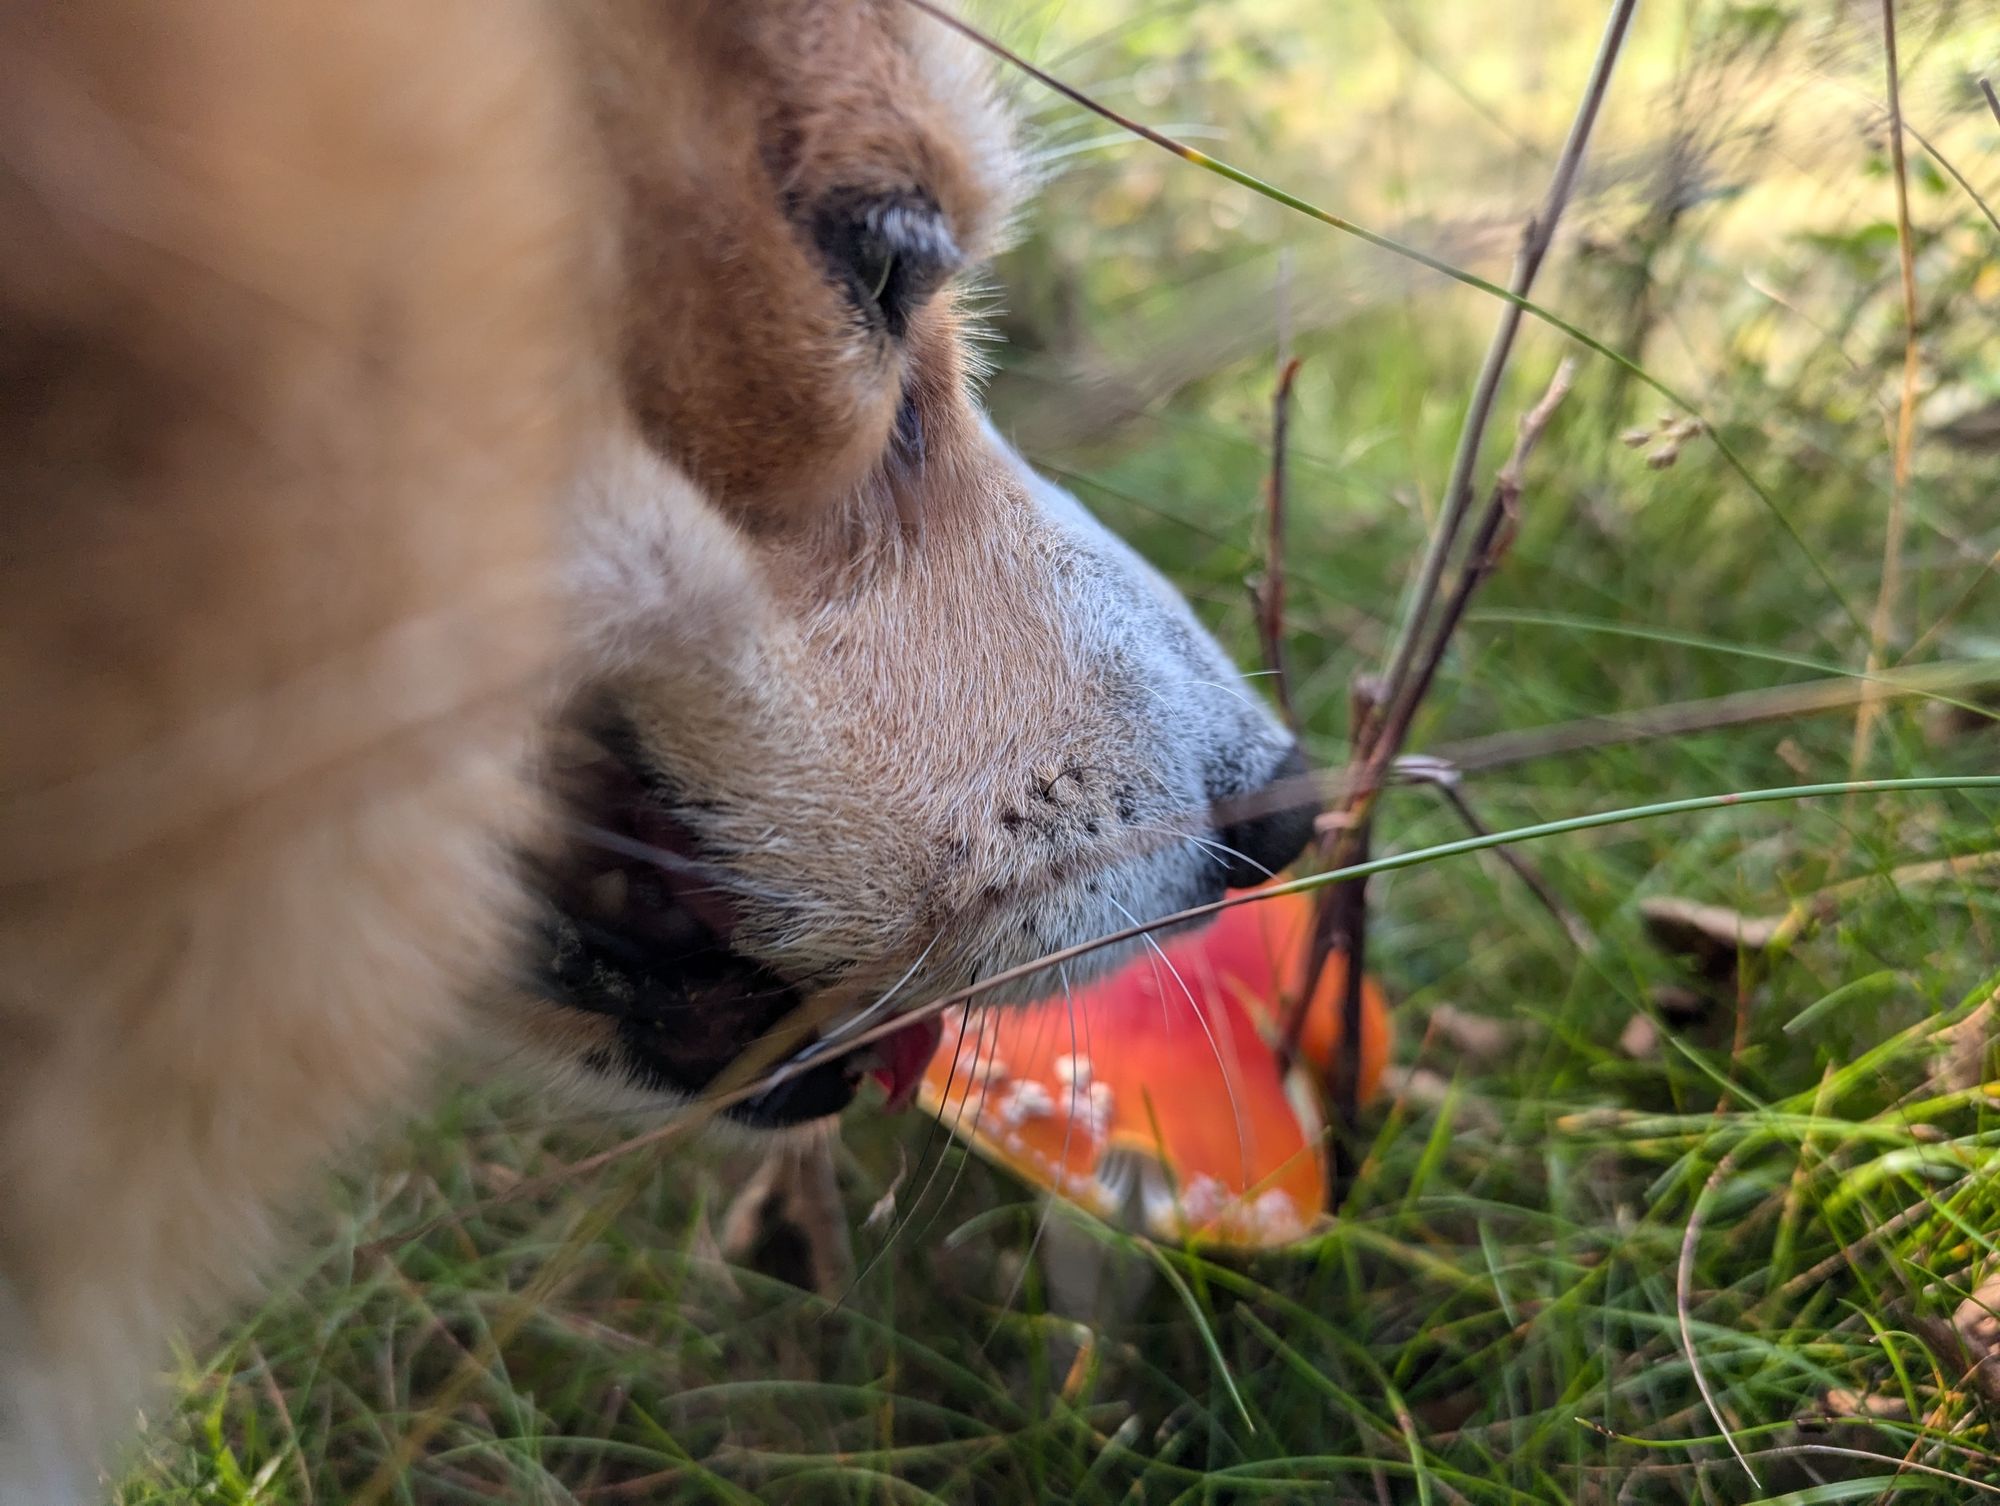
(562, 819, 795, 903)
(1125, 820, 1274, 884)
(1135, 679, 1257, 715)
(793, 930, 944, 1063)
(1104, 896, 1249, 1189)
(896, 1005, 1007, 1259)
(1185, 832, 1275, 881)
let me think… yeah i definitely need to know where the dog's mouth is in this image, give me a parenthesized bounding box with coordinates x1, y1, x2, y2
(530, 730, 946, 1126)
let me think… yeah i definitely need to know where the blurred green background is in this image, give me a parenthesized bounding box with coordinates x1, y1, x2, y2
(123, 3, 2000, 1502)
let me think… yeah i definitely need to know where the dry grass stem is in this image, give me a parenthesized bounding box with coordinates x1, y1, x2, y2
(1850, 0, 1922, 776)
(1256, 355, 1305, 730)
(1434, 661, 2000, 773)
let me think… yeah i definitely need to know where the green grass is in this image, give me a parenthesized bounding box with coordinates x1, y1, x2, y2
(116, 2, 2000, 1501)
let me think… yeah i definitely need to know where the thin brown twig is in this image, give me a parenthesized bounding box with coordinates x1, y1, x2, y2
(1256, 356, 1305, 730)
(1851, 0, 1922, 776)
(1325, 827, 1373, 1156)
(1379, 359, 1576, 757)
(1284, 0, 1632, 1118)
(1983, 77, 2000, 128)
(1287, 688, 1375, 1090)
(1286, 356, 1577, 1088)
(903, 0, 1863, 633)
(1902, 117, 2000, 238)
(1211, 659, 2000, 836)
(1808, 70, 2000, 237)
(1320, 679, 1379, 1135)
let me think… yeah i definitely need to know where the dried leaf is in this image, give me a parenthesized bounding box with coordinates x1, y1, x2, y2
(1640, 895, 1786, 978)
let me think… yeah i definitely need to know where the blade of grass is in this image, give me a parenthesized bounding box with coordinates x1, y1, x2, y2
(1134, 1237, 1254, 1433)
(1678, 1147, 1759, 1486)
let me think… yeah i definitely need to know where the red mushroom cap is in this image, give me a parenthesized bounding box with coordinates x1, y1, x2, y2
(917, 885, 1390, 1247)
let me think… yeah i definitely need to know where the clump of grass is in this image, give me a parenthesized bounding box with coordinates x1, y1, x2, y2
(117, 1, 2000, 1501)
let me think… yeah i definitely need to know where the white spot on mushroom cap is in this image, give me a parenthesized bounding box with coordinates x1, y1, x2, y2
(1076, 1081, 1115, 1140)
(997, 1079, 1055, 1127)
(964, 1045, 1010, 1088)
(1180, 1174, 1229, 1228)
(1250, 1188, 1303, 1241)
(1054, 1054, 1091, 1087)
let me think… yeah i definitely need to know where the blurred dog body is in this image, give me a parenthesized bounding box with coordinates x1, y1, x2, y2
(0, 4, 1312, 1498)
(1, 4, 592, 1496)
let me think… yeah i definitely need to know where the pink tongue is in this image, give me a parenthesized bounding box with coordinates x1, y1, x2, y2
(867, 1015, 945, 1111)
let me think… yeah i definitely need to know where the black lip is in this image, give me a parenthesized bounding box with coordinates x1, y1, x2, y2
(536, 907, 861, 1127)
(532, 721, 858, 1127)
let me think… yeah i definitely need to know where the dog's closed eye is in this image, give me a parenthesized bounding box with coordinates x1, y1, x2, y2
(813, 189, 960, 338)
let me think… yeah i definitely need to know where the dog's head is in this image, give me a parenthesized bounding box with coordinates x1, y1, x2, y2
(515, 0, 1317, 1124)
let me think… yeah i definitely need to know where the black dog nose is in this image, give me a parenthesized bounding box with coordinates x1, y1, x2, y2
(1212, 743, 1320, 889)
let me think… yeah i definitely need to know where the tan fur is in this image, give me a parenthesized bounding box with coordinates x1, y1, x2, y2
(0, 1, 593, 1490)
(1, 4, 1309, 1497)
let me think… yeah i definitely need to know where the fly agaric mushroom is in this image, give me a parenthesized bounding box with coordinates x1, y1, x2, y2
(917, 884, 1390, 1248)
